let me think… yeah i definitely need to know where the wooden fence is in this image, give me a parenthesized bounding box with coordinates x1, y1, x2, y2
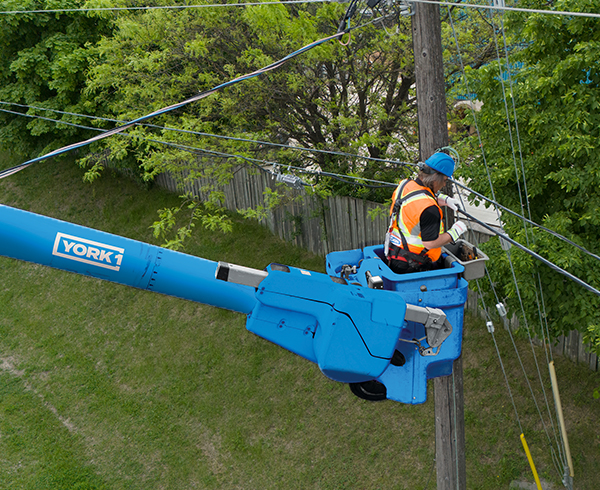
(155, 166, 395, 255)
(154, 166, 598, 373)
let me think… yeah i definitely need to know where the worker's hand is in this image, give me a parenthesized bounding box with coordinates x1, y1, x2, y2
(438, 194, 464, 212)
(447, 221, 468, 243)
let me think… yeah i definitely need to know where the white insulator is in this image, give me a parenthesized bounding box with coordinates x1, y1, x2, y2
(496, 302, 507, 318)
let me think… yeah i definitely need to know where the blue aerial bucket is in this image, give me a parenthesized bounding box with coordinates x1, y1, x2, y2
(326, 244, 469, 404)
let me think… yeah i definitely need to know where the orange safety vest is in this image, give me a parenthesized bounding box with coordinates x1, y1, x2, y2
(386, 179, 444, 262)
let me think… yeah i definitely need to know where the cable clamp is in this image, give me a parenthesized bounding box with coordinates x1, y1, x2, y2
(397, 336, 440, 357)
(273, 165, 306, 190)
(276, 173, 305, 190)
(398, 0, 415, 17)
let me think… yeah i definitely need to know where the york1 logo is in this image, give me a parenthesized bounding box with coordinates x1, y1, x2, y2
(52, 232, 125, 272)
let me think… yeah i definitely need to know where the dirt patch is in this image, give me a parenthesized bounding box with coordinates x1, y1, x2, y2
(0, 356, 78, 433)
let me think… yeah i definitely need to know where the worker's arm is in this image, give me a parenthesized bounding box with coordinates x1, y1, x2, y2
(422, 232, 454, 250)
(423, 222, 468, 250)
(420, 205, 468, 250)
(437, 193, 464, 212)
(420, 206, 453, 251)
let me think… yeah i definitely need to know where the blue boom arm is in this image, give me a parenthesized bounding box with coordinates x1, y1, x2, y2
(0, 204, 257, 314)
(0, 204, 465, 404)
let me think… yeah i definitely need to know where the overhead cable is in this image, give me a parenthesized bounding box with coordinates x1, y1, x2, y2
(5, 100, 600, 263)
(409, 0, 600, 19)
(451, 181, 600, 262)
(458, 208, 600, 297)
(0, 105, 400, 190)
(0, 106, 101, 133)
(2, 0, 600, 19)
(0, 26, 350, 180)
(448, 8, 574, 476)
(0, 101, 414, 168)
(491, 13, 564, 470)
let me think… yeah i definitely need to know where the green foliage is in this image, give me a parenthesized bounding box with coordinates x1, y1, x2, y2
(67, 2, 420, 245)
(237, 185, 292, 222)
(457, 0, 600, 353)
(150, 192, 233, 250)
(90, 6, 416, 171)
(0, 0, 112, 157)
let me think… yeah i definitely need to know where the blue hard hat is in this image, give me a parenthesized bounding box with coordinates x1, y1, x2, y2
(424, 153, 455, 177)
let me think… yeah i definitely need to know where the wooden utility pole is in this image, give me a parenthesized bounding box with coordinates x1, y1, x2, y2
(412, 4, 467, 489)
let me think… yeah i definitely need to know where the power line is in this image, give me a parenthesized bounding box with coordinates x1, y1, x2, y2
(411, 0, 600, 20)
(5, 100, 600, 265)
(452, 180, 600, 262)
(2, 0, 600, 19)
(0, 1, 331, 15)
(490, 12, 566, 473)
(0, 106, 100, 133)
(0, 101, 414, 168)
(0, 105, 400, 190)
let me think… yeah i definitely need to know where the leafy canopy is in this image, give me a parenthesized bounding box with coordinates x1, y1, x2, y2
(76, 2, 421, 246)
(0, 0, 112, 157)
(458, 0, 600, 352)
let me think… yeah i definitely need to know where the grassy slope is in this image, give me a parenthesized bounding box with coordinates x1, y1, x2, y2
(0, 154, 598, 489)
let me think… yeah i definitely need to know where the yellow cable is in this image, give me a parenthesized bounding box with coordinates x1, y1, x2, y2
(549, 360, 575, 477)
(520, 433, 543, 490)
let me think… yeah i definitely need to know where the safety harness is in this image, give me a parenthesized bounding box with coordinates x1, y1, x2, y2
(384, 180, 437, 270)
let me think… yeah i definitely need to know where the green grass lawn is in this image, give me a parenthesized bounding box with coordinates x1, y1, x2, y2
(1, 154, 599, 489)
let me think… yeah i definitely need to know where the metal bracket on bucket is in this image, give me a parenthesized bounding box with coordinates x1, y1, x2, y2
(404, 304, 453, 353)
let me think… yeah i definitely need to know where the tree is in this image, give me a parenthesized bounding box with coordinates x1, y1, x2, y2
(230, 3, 418, 200)
(0, 1, 515, 249)
(75, 1, 422, 245)
(0, 0, 112, 157)
(457, 0, 600, 354)
(81, 2, 419, 199)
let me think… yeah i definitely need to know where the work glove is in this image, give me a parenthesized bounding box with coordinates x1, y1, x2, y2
(447, 221, 468, 244)
(438, 193, 464, 212)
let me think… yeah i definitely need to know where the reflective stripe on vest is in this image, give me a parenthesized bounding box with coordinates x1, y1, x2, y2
(389, 179, 444, 262)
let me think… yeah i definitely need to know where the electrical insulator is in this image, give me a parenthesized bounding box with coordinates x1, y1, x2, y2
(496, 302, 507, 318)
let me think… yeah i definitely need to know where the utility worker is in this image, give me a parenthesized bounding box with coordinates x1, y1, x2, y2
(351, 154, 468, 401)
(384, 152, 467, 274)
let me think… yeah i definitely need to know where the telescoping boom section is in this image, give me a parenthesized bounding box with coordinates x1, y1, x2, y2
(0, 204, 468, 404)
(0, 204, 257, 314)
